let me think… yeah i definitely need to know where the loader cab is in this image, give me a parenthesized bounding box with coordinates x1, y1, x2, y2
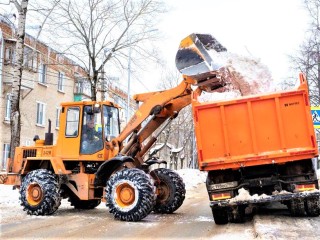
(80, 104, 120, 155)
(57, 102, 120, 158)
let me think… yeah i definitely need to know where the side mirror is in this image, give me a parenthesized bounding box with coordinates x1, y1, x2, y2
(94, 103, 101, 113)
(85, 104, 101, 115)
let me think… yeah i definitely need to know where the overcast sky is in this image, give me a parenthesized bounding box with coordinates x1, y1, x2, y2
(0, 0, 310, 94)
(136, 0, 309, 93)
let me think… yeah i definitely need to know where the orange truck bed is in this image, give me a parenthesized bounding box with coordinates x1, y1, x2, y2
(192, 74, 318, 171)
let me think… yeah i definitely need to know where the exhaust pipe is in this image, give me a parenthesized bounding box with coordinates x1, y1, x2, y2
(44, 119, 53, 145)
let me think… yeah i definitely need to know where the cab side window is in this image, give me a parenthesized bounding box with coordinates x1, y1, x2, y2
(65, 107, 80, 137)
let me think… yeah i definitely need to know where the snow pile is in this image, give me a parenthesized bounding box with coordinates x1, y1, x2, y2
(176, 168, 207, 190)
(0, 185, 20, 206)
(229, 188, 268, 203)
(199, 52, 279, 102)
(230, 187, 320, 203)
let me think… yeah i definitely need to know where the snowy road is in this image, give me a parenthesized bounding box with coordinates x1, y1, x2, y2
(1, 181, 319, 239)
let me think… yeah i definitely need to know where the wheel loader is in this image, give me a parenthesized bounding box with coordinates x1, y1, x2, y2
(0, 33, 228, 221)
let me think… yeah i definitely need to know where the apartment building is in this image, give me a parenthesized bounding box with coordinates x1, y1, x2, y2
(0, 18, 89, 170)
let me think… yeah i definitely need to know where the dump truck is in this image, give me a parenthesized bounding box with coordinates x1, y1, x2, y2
(192, 73, 320, 224)
(176, 33, 320, 224)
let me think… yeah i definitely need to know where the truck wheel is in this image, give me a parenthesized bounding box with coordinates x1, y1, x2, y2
(230, 205, 245, 223)
(69, 197, 101, 209)
(305, 198, 320, 217)
(289, 199, 305, 216)
(152, 168, 186, 214)
(20, 169, 61, 215)
(212, 207, 229, 225)
(106, 168, 155, 221)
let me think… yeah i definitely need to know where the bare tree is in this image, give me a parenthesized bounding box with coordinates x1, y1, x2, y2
(41, 0, 165, 100)
(155, 68, 196, 169)
(290, 0, 320, 106)
(9, 0, 28, 162)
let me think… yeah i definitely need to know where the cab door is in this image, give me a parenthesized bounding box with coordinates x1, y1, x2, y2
(56, 106, 81, 159)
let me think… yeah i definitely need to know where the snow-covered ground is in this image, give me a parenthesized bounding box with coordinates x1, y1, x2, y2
(0, 168, 318, 206)
(176, 168, 207, 190)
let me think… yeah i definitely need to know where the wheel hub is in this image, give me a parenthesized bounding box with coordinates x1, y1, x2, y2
(27, 183, 44, 206)
(116, 183, 135, 207)
(157, 182, 170, 203)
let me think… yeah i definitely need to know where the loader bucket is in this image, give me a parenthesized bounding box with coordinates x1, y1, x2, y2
(175, 33, 228, 91)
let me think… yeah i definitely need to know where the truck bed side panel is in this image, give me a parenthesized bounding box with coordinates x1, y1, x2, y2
(193, 85, 318, 171)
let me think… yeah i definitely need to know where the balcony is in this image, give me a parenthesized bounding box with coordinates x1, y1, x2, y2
(74, 78, 91, 101)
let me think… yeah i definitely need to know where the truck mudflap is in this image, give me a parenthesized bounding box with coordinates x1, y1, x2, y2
(210, 190, 320, 207)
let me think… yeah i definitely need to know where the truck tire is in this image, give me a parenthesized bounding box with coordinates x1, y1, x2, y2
(106, 168, 155, 221)
(152, 168, 186, 214)
(289, 199, 305, 216)
(69, 198, 101, 209)
(305, 198, 320, 217)
(212, 207, 229, 225)
(230, 205, 245, 223)
(20, 169, 61, 215)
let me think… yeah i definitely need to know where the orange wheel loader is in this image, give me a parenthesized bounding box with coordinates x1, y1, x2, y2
(0, 33, 227, 221)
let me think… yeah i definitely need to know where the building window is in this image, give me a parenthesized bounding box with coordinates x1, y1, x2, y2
(5, 94, 11, 121)
(25, 139, 32, 146)
(75, 78, 91, 96)
(58, 72, 64, 92)
(4, 46, 15, 64)
(36, 102, 46, 126)
(56, 107, 61, 129)
(2, 143, 10, 170)
(23, 46, 38, 72)
(38, 63, 47, 84)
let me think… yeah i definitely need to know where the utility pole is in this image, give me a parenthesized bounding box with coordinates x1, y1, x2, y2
(101, 65, 105, 101)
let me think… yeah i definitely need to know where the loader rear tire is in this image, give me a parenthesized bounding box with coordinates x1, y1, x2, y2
(20, 169, 61, 215)
(152, 168, 186, 214)
(106, 168, 155, 222)
(69, 198, 101, 209)
(212, 207, 229, 225)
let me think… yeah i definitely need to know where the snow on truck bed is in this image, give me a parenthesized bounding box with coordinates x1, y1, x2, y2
(199, 52, 280, 102)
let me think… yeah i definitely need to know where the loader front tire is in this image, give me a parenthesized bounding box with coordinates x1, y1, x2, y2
(20, 169, 61, 215)
(106, 168, 155, 221)
(152, 168, 186, 214)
